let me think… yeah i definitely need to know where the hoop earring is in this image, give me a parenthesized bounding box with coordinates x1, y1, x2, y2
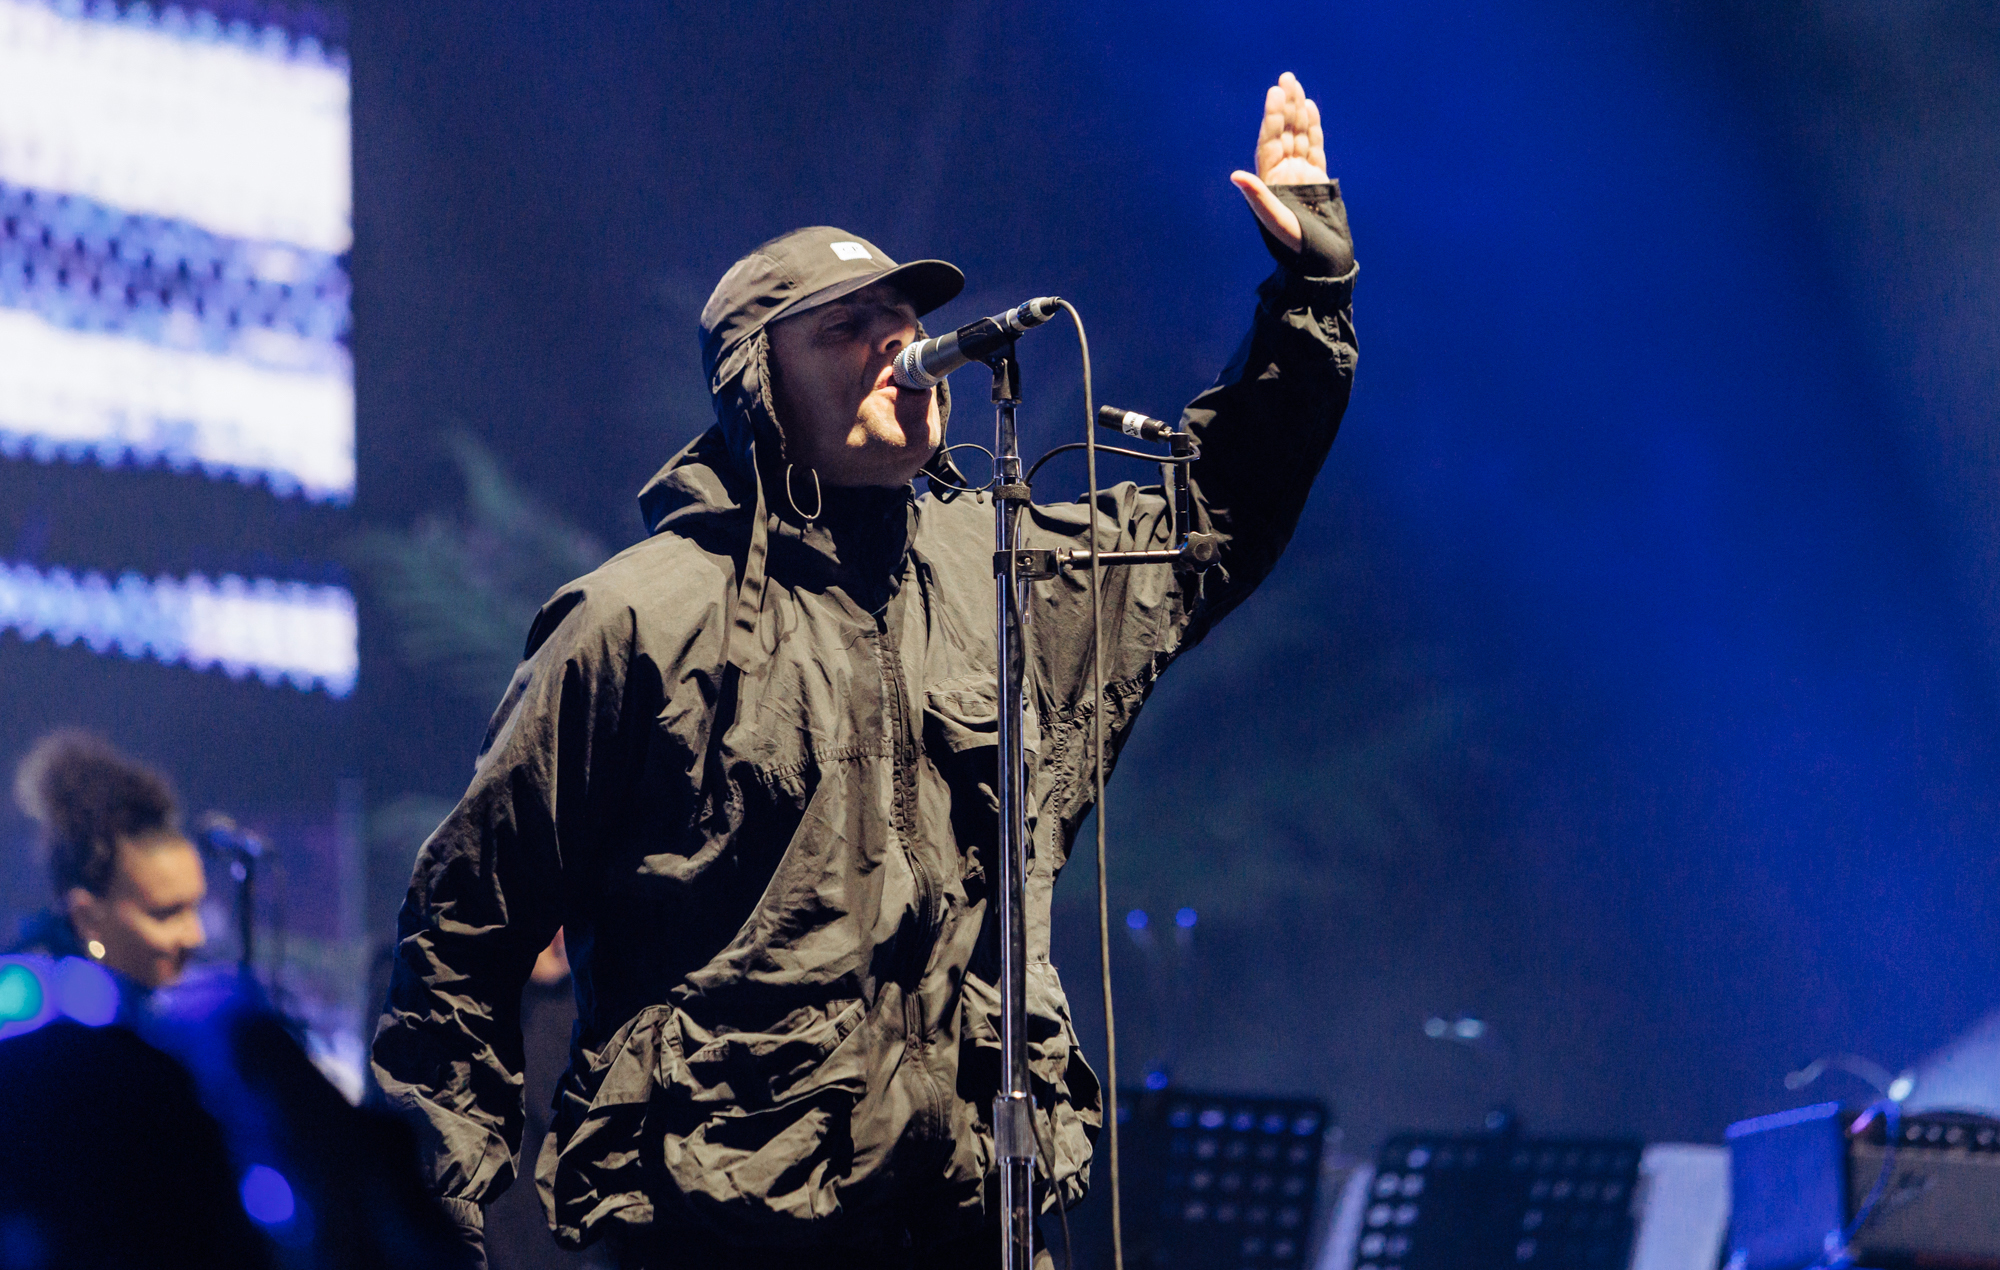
(785, 463, 823, 523)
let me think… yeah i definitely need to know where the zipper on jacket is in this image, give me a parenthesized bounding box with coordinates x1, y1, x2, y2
(877, 622, 939, 1042)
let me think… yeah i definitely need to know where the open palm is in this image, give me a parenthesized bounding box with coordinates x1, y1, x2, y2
(1230, 72, 1328, 253)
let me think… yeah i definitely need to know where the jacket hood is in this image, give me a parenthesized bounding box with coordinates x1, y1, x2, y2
(635, 326, 953, 681)
(637, 226, 973, 679)
(635, 325, 955, 534)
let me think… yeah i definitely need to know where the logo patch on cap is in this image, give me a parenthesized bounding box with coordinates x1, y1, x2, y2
(829, 241, 872, 261)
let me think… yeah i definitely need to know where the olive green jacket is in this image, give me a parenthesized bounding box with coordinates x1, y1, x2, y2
(371, 184, 1357, 1253)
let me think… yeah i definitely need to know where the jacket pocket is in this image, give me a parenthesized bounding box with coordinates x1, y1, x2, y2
(544, 995, 871, 1245)
(654, 996, 871, 1230)
(924, 680, 1000, 892)
(923, 675, 1040, 758)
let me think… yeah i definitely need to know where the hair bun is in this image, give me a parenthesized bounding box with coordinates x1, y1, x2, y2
(13, 730, 178, 897)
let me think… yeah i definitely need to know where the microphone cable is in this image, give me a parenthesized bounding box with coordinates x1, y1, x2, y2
(1059, 298, 1125, 1270)
(994, 299, 1170, 1270)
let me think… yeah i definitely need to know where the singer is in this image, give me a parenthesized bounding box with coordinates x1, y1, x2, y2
(8, 730, 208, 998)
(373, 73, 1356, 1269)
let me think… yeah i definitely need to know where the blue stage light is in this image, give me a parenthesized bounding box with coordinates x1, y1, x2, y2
(238, 1164, 296, 1226)
(1127, 909, 1149, 930)
(0, 957, 60, 1039)
(1175, 907, 1197, 928)
(0, 3, 356, 504)
(50, 957, 117, 1027)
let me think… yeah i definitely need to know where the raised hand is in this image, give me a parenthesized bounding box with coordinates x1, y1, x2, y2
(1230, 72, 1328, 254)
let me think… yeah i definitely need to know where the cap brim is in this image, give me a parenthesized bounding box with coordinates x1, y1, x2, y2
(784, 259, 966, 324)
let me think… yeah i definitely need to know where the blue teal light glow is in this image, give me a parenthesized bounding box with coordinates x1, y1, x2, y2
(239, 1165, 296, 1226)
(0, 963, 41, 1022)
(0, 957, 62, 1038)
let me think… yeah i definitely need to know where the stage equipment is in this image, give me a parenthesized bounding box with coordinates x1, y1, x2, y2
(0, 967, 474, 1268)
(1319, 1128, 1646, 1270)
(890, 296, 1062, 389)
(1098, 405, 1176, 444)
(1726, 1101, 2000, 1270)
(1318, 1139, 1726, 1270)
(1106, 1088, 1333, 1270)
(980, 302, 1216, 1270)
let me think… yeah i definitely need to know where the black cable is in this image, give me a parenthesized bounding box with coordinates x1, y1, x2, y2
(928, 442, 999, 494)
(1025, 440, 1192, 489)
(1029, 1102, 1077, 1270)
(1057, 1169, 1075, 1270)
(1056, 297, 1124, 1270)
(1816, 1098, 1900, 1268)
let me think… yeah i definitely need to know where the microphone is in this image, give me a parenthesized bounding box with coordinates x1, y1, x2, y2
(197, 813, 269, 861)
(1096, 405, 1175, 443)
(891, 296, 1063, 389)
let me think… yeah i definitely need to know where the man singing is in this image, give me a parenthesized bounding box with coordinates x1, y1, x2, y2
(373, 73, 1356, 1268)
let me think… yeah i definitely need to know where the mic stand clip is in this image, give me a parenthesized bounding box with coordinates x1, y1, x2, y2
(993, 532, 1219, 582)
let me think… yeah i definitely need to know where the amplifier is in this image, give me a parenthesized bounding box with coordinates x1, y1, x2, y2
(1727, 1102, 2000, 1269)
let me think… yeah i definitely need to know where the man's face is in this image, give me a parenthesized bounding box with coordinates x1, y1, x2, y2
(767, 281, 942, 489)
(69, 835, 207, 989)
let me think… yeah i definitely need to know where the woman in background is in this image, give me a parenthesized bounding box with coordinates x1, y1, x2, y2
(9, 729, 207, 991)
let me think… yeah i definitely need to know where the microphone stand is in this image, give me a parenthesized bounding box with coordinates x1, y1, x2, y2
(199, 817, 270, 978)
(990, 346, 1037, 1270)
(988, 350, 1214, 1270)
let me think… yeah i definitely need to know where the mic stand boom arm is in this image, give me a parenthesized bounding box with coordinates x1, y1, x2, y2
(989, 351, 1210, 1270)
(994, 426, 1216, 582)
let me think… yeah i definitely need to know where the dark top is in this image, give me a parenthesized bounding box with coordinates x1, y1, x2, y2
(373, 185, 1359, 1253)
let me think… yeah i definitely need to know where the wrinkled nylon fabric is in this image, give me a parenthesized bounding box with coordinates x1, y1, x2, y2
(371, 184, 1358, 1254)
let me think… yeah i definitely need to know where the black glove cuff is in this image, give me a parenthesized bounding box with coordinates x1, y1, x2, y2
(1256, 181, 1357, 282)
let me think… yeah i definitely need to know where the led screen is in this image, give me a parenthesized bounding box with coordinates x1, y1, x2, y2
(0, 0, 354, 691)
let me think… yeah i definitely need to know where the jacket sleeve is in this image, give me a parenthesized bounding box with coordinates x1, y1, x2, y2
(1025, 181, 1357, 719)
(1179, 181, 1358, 634)
(369, 587, 638, 1216)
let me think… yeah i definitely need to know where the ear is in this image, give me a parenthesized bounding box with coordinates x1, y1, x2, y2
(66, 887, 101, 939)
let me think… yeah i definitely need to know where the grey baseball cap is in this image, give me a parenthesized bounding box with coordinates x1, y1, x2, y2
(700, 226, 965, 393)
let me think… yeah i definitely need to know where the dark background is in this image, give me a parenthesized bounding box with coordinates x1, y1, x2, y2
(10, 0, 2000, 1188)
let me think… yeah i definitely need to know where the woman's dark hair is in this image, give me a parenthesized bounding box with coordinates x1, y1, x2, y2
(13, 730, 179, 898)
